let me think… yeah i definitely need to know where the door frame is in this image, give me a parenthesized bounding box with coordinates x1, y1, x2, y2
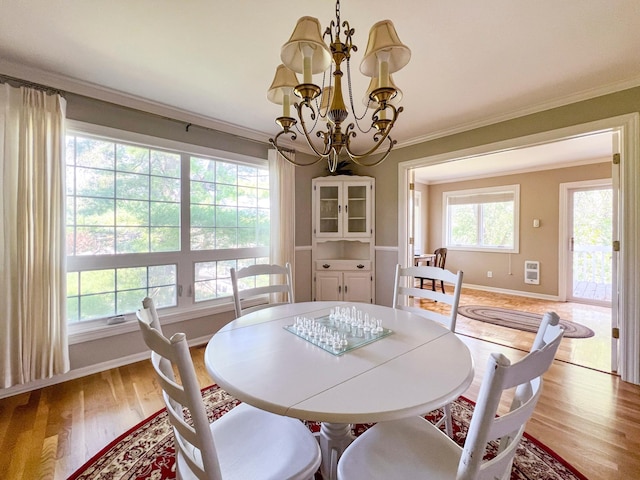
(397, 113, 640, 385)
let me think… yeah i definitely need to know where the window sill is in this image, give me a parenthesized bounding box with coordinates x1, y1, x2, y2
(68, 300, 236, 345)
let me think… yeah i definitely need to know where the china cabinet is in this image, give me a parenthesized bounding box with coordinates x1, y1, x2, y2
(312, 176, 375, 302)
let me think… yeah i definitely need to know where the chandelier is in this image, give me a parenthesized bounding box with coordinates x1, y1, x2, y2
(267, 0, 410, 173)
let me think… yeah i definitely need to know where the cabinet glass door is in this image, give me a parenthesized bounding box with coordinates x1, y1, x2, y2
(346, 184, 368, 234)
(318, 185, 340, 234)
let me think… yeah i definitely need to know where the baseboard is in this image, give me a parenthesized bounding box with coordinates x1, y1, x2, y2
(461, 283, 561, 302)
(0, 334, 211, 400)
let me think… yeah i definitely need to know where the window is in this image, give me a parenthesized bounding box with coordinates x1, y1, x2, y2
(443, 185, 519, 253)
(66, 124, 269, 325)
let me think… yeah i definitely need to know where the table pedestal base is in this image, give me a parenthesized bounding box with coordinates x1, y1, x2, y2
(319, 422, 355, 480)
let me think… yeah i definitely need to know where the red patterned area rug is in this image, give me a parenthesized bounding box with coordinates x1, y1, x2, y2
(69, 384, 587, 480)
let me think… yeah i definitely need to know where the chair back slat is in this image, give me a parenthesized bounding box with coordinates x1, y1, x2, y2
(393, 264, 463, 331)
(231, 262, 294, 318)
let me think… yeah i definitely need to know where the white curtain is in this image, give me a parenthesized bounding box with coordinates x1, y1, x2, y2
(269, 149, 296, 299)
(0, 83, 69, 388)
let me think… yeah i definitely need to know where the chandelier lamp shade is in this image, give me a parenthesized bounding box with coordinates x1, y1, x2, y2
(267, 0, 410, 173)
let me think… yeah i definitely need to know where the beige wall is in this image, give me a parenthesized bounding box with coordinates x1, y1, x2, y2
(293, 85, 640, 305)
(423, 161, 611, 296)
(6, 77, 638, 391)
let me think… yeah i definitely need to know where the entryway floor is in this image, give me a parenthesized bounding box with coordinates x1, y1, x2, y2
(417, 287, 612, 373)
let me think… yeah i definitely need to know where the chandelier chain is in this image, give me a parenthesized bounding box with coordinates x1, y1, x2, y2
(345, 56, 374, 131)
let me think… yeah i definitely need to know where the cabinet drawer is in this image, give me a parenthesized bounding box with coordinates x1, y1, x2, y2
(316, 260, 371, 271)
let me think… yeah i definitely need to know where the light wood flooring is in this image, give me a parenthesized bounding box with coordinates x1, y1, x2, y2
(419, 286, 613, 373)
(1, 294, 638, 480)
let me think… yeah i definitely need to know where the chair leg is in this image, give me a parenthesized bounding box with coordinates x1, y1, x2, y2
(440, 280, 445, 294)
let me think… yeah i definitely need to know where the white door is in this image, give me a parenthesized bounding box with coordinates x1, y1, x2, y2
(567, 182, 613, 305)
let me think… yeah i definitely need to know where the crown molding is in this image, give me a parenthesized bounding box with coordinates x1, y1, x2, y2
(0, 59, 272, 145)
(4, 59, 639, 154)
(396, 76, 640, 149)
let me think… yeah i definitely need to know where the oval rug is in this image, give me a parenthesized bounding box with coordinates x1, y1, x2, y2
(457, 305, 595, 339)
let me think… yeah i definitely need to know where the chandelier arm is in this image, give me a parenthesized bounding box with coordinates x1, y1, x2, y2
(346, 134, 396, 167)
(269, 132, 327, 168)
(294, 101, 332, 158)
(343, 105, 403, 162)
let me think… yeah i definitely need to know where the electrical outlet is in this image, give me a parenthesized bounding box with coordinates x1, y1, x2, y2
(487, 271, 493, 278)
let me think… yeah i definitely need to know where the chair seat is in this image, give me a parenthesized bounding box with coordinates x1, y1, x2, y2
(337, 416, 462, 480)
(177, 402, 321, 480)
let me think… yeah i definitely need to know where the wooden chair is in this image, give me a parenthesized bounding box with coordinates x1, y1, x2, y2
(136, 306, 321, 480)
(337, 312, 564, 480)
(418, 247, 448, 292)
(393, 263, 464, 436)
(230, 262, 294, 318)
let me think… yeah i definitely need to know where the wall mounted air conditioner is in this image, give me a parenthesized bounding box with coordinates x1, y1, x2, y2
(524, 261, 540, 285)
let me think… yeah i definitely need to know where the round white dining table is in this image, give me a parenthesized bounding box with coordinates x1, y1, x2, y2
(204, 301, 474, 480)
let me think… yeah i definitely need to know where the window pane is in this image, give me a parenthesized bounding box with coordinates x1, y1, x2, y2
(76, 167, 114, 197)
(149, 264, 176, 287)
(191, 227, 216, 250)
(151, 176, 180, 202)
(481, 202, 513, 248)
(445, 185, 518, 252)
(116, 200, 149, 226)
(116, 144, 149, 174)
(76, 138, 114, 169)
(151, 150, 181, 178)
(81, 293, 115, 321)
(116, 227, 149, 253)
(151, 227, 180, 251)
(67, 264, 177, 322)
(216, 162, 237, 184)
(116, 172, 149, 200)
(117, 267, 147, 290)
(190, 157, 216, 182)
(76, 227, 115, 255)
(449, 204, 478, 246)
(151, 202, 180, 226)
(67, 134, 181, 258)
(191, 205, 215, 227)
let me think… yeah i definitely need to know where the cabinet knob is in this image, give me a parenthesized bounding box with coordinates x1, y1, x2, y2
(323, 264, 331, 269)
(357, 264, 365, 269)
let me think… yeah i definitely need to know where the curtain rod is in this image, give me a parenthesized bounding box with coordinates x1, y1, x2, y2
(0, 73, 65, 96)
(0, 73, 292, 151)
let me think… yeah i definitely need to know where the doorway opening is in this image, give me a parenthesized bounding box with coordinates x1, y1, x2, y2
(397, 115, 640, 379)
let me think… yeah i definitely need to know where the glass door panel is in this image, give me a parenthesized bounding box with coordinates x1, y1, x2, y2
(318, 185, 340, 235)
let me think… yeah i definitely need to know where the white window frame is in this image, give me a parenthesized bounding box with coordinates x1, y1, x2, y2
(66, 121, 269, 340)
(443, 184, 520, 253)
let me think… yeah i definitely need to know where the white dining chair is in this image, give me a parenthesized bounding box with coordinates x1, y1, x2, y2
(231, 262, 294, 317)
(393, 263, 464, 436)
(136, 306, 321, 480)
(337, 311, 564, 480)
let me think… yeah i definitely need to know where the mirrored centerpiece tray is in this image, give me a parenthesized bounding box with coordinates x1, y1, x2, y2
(284, 306, 393, 356)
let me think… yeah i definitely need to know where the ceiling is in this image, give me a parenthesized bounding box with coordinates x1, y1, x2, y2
(1, 1, 638, 179)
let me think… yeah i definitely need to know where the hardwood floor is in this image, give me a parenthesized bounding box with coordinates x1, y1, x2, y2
(419, 286, 613, 373)
(1, 295, 638, 479)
